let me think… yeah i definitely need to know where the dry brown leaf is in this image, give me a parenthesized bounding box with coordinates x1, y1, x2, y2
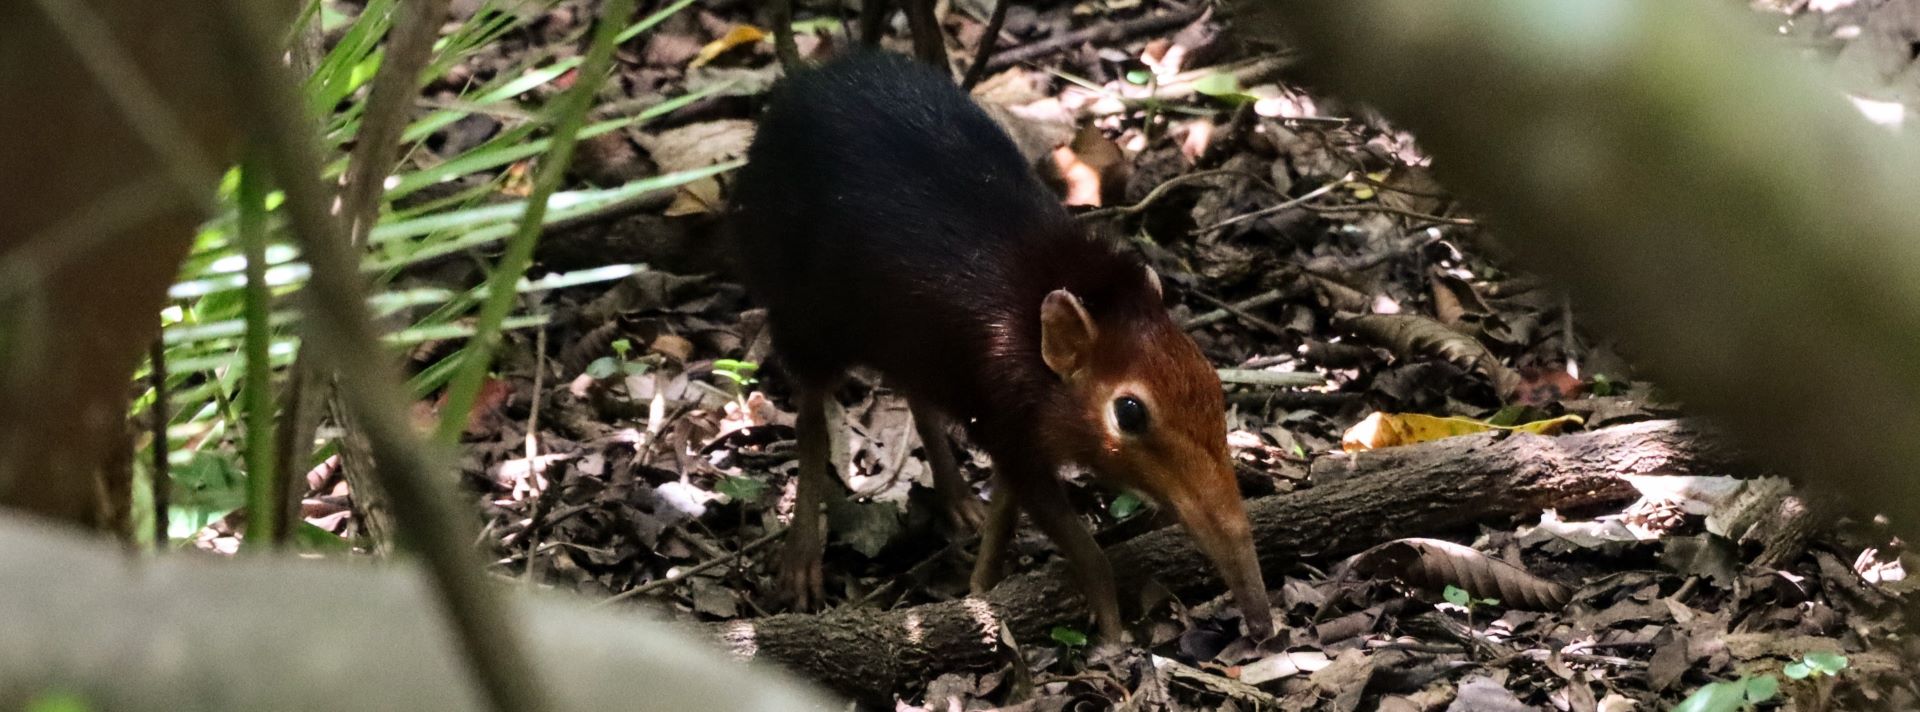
(1339, 537, 1572, 611)
(636, 119, 756, 174)
(649, 334, 695, 362)
(1050, 122, 1128, 207)
(1336, 312, 1520, 398)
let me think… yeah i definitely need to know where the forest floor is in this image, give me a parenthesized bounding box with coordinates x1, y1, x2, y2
(253, 0, 1920, 708)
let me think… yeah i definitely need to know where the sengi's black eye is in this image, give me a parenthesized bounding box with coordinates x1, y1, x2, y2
(1112, 396, 1149, 434)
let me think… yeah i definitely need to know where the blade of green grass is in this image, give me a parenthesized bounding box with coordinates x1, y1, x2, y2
(237, 158, 280, 552)
(434, 0, 639, 444)
(383, 81, 721, 199)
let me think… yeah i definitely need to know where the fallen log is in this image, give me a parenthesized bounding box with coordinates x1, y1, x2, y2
(716, 419, 1747, 701)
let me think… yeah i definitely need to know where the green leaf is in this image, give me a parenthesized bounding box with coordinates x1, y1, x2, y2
(615, 0, 700, 44)
(1125, 69, 1151, 85)
(585, 357, 619, 380)
(1050, 626, 1088, 648)
(290, 521, 351, 552)
(1110, 492, 1142, 519)
(1486, 405, 1527, 427)
(1804, 651, 1848, 675)
(612, 339, 632, 358)
(1743, 675, 1779, 703)
(1671, 681, 1748, 712)
(716, 475, 769, 504)
(1192, 73, 1241, 97)
(713, 358, 760, 375)
(25, 691, 91, 712)
(364, 162, 739, 272)
(1783, 661, 1812, 680)
(620, 360, 650, 376)
(1591, 374, 1617, 397)
(1443, 585, 1471, 607)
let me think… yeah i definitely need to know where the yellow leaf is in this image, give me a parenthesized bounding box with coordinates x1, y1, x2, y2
(1346, 170, 1391, 201)
(664, 176, 722, 216)
(1341, 412, 1584, 452)
(689, 25, 767, 69)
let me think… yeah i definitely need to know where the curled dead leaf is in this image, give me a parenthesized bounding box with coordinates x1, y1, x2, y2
(1338, 537, 1571, 611)
(1335, 312, 1520, 398)
(636, 119, 756, 174)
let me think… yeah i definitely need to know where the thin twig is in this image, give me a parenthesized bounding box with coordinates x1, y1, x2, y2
(526, 328, 547, 469)
(1197, 172, 1352, 234)
(1214, 369, 1324, 388)
(770, 0, 801, 71)
(1077, 168, 1273, 222)
(600, 527, 787, 605)
(206, 2, 554, 711)
(986, 6, 1204, 71)
(517, 326, 553, 579)
(147, 338, 171, 548)
(959, 0, 1011, 89)
(284, 0, 451, 554)
(1091, 54, 1300, 115)
(434, 0, 639, 446)
(1181, 289, 1285, 330)
(858, 0, 888, 47)
(904, 0, 946, 70)
(851, 534, 977, 608)
(1298, 202, 1478, 226)
(1189, 289, 1290, 338)
(271, 355, 325, 544)
(1354, 174, 1450, 199)
(339, 0, 453, 245)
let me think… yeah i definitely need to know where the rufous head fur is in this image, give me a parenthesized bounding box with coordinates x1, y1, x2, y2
(1038, 267, 1275, 639)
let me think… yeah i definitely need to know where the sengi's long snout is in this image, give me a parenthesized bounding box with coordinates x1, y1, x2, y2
(1169, 482, 1274, 639)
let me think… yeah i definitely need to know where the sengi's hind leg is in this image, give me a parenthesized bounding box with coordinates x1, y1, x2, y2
(910, 398, 986, 533)
(777, 385, 833, 610)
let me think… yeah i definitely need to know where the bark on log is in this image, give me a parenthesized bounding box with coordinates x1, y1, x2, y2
(718, 419, 1748, 701)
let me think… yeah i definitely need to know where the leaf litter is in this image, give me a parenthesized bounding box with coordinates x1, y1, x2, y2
(253, 0, 1920, 708)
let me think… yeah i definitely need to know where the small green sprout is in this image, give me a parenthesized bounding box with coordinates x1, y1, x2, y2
(1443, 584, 1499, 608)
(585, 338, 651, 380)
(1784, 651, 1848, 680)
(1049, 626, 1088, 648)
(1591, 373, 1617, 396)
(715, 475, 769, 504)
(1109, 492, 1142, 519)
(712, 358, 760, 388)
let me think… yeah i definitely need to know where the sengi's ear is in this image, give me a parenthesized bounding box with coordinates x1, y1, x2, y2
(1143, 265, 1162, 299)
(1040, 289, 1098, 379)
